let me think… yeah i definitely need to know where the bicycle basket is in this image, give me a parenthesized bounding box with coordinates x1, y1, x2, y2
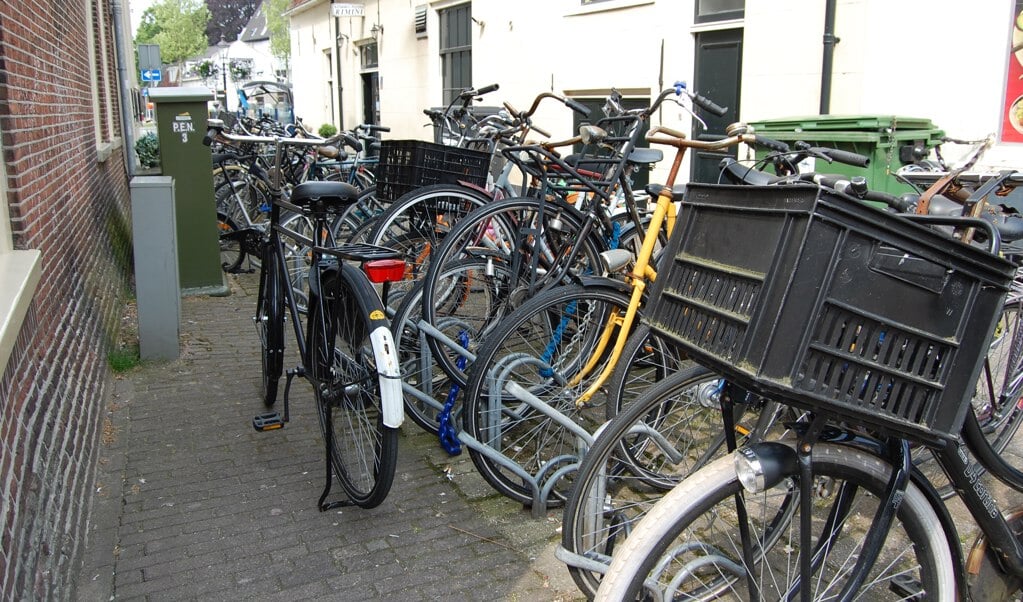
(643, 183, 1016, 444)
(376, 139, 490, 201)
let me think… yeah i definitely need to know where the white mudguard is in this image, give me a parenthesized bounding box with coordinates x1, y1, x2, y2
(370, 326, 404, 428)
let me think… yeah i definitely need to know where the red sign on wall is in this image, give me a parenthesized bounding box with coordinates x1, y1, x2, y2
(1002, 2, 1023, 143)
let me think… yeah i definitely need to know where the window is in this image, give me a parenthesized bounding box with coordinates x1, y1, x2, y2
(361, 42, 378, 69)
(86, 0, 121, 158)
(439, 4, 472, 105)
(695, 0, 744, 23)
(0, 124, 42, 378)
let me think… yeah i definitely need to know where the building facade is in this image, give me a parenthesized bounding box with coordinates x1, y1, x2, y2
(286, 0, 1023, 181)
(0, 0, 134, 597)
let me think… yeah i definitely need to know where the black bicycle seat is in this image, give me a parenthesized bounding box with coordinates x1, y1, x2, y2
(627, 148, 663, 166)
(290, 181, 360, 210)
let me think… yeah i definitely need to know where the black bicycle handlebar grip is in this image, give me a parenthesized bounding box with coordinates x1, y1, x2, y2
(754, 135, 789, 153)
(462, 83, 499, 99)
(362, 124, 390, 133)
(862, 190, 913, 212)
(691, 92, 728, 117)
(564, 97, 591, 116)
(819, 147, 871, 168)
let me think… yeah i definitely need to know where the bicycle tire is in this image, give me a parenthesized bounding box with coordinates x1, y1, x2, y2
(596, 442, 956, 601)
(307, 264, 399, 508)
(422, 196, 606, 388)
(917, 296, 1023, 496)
(604, 323, 685, 419)
(332, 186, 387, 243)
(369, 184, 492, 305)
(563, 364, 754, 597)
(256, 243, 284, 406)
(217, 212, 245, 273)
(462, 283, 632, 505)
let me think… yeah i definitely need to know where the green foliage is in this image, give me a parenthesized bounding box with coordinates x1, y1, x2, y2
(229, 59, 253, 82)
(137, 0, 211, 66)
(266, 0, 291, 62)
(108, 344, 141, 372)
(135, 132, 160, 169)
(195, 59, 219, 80)
(318, 123, 338, 138)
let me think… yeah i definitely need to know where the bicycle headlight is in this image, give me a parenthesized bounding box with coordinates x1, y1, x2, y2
(734, 442, 799, 493)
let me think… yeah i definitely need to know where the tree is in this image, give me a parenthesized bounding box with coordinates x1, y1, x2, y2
(137, 0, 210, 66)
(205, 0, 261, 47)
(265, 0, 291, 63)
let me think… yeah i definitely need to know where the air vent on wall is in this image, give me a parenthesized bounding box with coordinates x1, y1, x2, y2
(415, 5, 427, 37)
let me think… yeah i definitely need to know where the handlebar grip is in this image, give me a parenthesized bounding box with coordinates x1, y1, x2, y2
(862, 190, 914, 213)
(363, 124, 390, 133)
(691, 92, 728, 117)
(819, 147, 870, 168)
(531, 124, 551, 139)
(462, 83, 499, 99)
(564, 98, 591, 117)
(475, 83, 499, 96)
(753, 135, 789, 153)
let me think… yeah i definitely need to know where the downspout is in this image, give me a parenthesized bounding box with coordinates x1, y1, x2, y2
(110, 0, 137, 176)
(820, 0, 838, 115)
(335, 11, 344, 128)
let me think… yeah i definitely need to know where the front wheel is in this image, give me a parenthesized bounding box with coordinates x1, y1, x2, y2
(256, 244, 284, 406)
(596, 442, 956, 601)
(307, 265, 399, 508)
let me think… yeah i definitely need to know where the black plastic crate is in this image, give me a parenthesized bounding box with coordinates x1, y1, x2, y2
(376, 140, 490, 201)
(644, 183, 1016, 443)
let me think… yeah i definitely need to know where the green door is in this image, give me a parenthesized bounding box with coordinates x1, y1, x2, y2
(691, 28, 743, 184)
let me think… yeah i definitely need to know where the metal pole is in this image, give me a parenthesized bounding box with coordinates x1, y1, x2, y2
(335, 14, 344, 128)
(820, 0, 838, 115)
(110, 0, 137, 176)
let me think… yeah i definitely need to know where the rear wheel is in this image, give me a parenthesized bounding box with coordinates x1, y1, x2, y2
(307, 266, 399, 508)
(217, 212, 245, 273)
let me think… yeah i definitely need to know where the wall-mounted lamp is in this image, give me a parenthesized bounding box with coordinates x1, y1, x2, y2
(370, 23, 383, 37)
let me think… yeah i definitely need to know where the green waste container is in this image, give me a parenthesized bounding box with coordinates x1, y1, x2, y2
(747, 115, 945, 195)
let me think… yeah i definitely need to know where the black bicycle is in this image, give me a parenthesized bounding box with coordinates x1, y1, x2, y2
(206, 122, 407, 509)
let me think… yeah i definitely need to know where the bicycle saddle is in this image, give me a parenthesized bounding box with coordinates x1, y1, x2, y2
(719, 157, 787, 186)
(646, 183, 686, 202)
(626, 147, 663, 166)
(290, 181, 360, 210)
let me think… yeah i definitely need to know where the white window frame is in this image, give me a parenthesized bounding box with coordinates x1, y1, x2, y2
(0, 126, 42, 378)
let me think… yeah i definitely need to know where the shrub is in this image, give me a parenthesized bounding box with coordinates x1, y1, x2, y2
(318, 123, 338, 138)
(135, 132, 160, 169)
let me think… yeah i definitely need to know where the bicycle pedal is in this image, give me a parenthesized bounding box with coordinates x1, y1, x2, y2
(253, 412, 285, 431)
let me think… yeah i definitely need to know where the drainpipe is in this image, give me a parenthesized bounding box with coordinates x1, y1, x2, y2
(820, 0, 838, 115)
(110, 0, 137, 176)
(335, 11, 344, 128)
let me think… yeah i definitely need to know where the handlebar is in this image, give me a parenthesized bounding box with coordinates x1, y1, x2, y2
(459, 83, 500, 100)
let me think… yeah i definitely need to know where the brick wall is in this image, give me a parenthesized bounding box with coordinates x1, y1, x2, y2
(0, 0, 133, 598)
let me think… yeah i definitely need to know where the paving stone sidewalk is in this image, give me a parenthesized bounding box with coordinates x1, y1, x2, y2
(76, 273, 584, 601)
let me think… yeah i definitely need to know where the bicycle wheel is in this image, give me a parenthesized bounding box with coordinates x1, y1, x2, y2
(369, 184, 492, 305)
(422, 196, 606, 388)
(217, 212, 245, 273)
(563, 364, 764, 597)
(604, 323, 686, 418)
(918, 295, 1023, 495)
(596, 442, 956, 601)
(307, 264, 399, 508)
(333, 187, 387, 243)
(461, 283, 632, 504)
(390, 279, 454, 436)
(256, 244, 284, 406)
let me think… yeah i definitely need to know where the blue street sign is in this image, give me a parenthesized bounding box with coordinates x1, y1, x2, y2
(141, 69, 162, 82)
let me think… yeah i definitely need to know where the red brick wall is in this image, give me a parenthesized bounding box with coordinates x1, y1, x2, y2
(0, 0, 133, 597)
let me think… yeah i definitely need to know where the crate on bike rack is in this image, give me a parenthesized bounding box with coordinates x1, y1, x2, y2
(375, 139, 490, 201)
(643, 183, 1016, 444)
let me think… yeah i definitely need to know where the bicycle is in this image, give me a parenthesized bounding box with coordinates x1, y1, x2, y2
(594, 179, 1023, 600)
(206, 122, 407, 510)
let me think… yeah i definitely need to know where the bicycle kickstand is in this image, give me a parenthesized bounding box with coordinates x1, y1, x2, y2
(318, 402, 355, 511)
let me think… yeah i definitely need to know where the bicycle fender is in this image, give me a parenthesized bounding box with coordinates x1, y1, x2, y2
(370, 326, 404, 428)
(575, 275, 633, 296)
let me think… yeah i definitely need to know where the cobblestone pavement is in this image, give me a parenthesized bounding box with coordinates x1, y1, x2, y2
(76, 273, 584, 601)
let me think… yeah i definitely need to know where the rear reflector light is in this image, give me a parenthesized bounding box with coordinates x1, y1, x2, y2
(363, 259, 406, 283)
